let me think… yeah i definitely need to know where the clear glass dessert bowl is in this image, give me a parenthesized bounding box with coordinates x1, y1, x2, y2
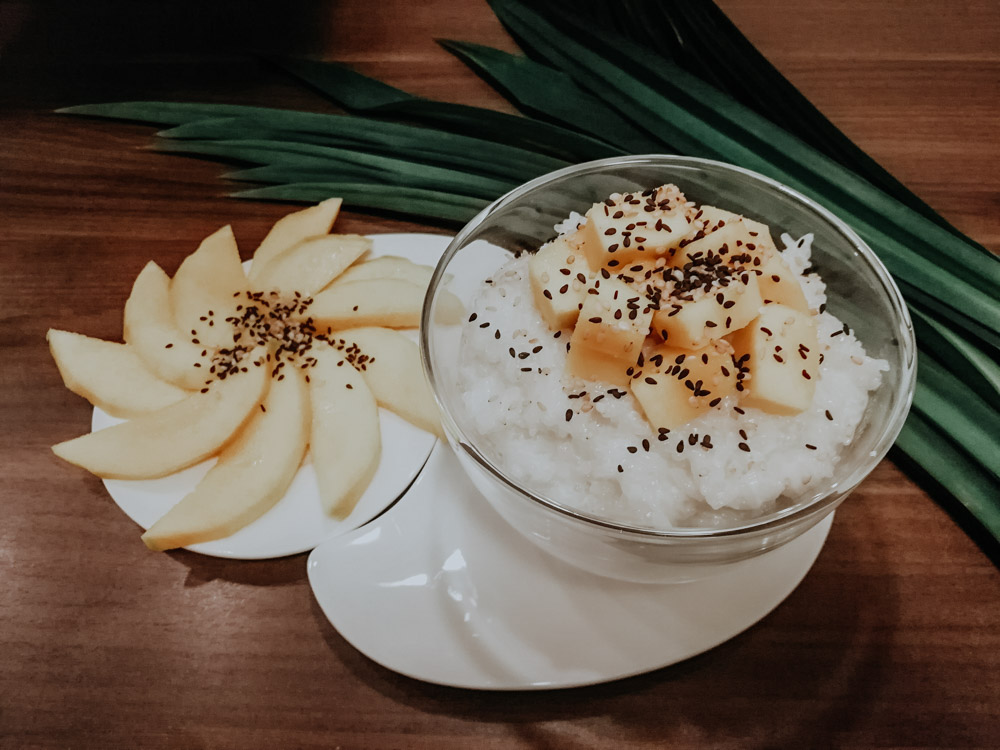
(420, 155, 916, 583)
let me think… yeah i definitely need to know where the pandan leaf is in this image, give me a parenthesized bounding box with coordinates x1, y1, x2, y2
(622, 0, 984, 249)
(57, 101, 274, 125)
(63, 103, 564, 182)
(899, 283, 1000, 353)
(911, 307, 1000, 410)
(158, 117, 544, 184)
(222, 162, 520, 199)
(271, 57, 625, 162)
(895, 411, 1000, 541)
(488, 1, 1000, 311)
(912, 356, 1000, 481)
(437, 40, 664, 154)
(232, 182, 487, 224)
(152, 139, 516, 200)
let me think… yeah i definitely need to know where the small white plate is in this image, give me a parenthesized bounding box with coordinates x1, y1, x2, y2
(308, 443, 833, 690)
(96, 233, 452, 559)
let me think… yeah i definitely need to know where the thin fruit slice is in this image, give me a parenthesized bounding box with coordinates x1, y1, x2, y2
(52, 347, 269, 479)
(170, 225, 247, 348)
(309, 345, 381, 518)
(308, 278, 463, 328)
(331, 327, 444, 437)
(141, 368, 309, 551)
(47, 329, 187, 418)
(123, 261, 213, 389)
(336, 255, 435, 287)
(248, 197, 342, 281)
(252, 233, 372, 296)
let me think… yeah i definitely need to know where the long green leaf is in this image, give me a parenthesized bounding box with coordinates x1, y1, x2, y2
(912, 357, 1000, 481)
(152, 139, 515, 200)
(898, 282, 1000, 352)
(911, 307, 1000, 410)
(58, 101, 278, 125)
(158, 117, 549, 184)
(437, 40, 664, 154)
(62, 102, 565, 182)
(271, 58, 625, 162)
(488, 1, 1000, 309)
(232, 182, 487, 224)
(223, 163, 520, 199)
(645, 0, 984, 249)
(895, 411, 1000, 541)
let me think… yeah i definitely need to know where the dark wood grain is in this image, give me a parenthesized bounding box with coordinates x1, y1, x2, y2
(1, 2, 998, 748)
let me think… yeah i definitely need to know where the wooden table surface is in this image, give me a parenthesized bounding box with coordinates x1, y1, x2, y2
(2, 1, 998, 747)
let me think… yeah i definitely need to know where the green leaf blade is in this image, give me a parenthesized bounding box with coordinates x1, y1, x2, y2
(438, 39, 665, 154)
(232, 182, 488, 224)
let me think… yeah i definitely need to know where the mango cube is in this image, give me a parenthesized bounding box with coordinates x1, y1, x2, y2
(697, 205, 778, 254)
(529, 230, 592, 330)
(580, 196, 692, 271)
(670, 219, 763, 270)
(651, 273, 763, 350)
(631, 343, 737, 430)
(566, 276, 652, 386)
(755, 253, 810, 313)
(728, 304, 820, 415)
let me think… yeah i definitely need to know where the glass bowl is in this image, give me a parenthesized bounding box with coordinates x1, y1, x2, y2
(420, 155, 915, 583)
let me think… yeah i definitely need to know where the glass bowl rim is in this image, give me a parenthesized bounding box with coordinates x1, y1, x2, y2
(420, 154, 916, 540)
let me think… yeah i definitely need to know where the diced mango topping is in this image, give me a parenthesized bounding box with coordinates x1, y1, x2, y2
(756, 253, 810, 313)
(631, 343, 737, 430)
(567, 277, 652, 387)
(528, 230, 592, 330)
(651, 272, 762, 350)
(579, 186, 694, 271)
(727, 304, 820, 415)
(669, 219, 762, 270)
(525, 184, 821, 429)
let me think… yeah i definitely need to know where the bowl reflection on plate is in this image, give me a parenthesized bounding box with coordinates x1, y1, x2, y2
(421, 156, 915, 583)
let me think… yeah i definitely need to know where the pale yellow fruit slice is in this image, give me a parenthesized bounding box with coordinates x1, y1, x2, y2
(123, 261, 213, 390)
(247, 198, 343, 281)
(141, 368, 309, 551)
(52, 347, 269, 479)
(252, 233, 372, 297)
(47, 329, 187, 418)
(336, 255, 435, 288)
(331, 327, 443, 437)
(170, 225, 247, 348)
(308, 278, 463, 329)
(309, 346, 381, 518)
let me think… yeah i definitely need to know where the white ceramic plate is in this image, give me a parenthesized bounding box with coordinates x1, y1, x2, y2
(308, 443, 833, 690)
(96, 233, 452, 559)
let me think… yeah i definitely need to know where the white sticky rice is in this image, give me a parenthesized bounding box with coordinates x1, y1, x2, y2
(455, 222, 888, 529)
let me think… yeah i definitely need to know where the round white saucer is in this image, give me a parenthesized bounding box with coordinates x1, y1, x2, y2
(95, 233, 452, 559)
(307, 442, 833, 690)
